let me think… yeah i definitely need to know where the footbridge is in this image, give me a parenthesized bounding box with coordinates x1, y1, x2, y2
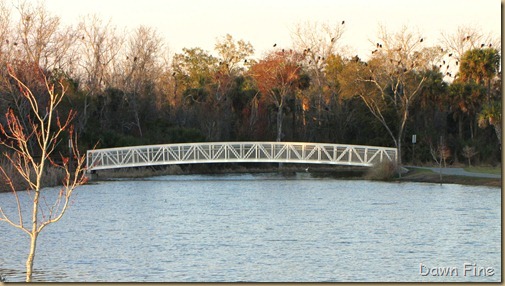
(86, 141, 397, 172)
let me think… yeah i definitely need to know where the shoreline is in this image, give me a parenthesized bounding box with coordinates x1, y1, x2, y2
(87, 164, 502, 188)
(1, 164, 500, 193)
(397, 168, 501, 187)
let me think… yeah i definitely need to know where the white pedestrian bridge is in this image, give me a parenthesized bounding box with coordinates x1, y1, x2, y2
(86, 141, 398, 172)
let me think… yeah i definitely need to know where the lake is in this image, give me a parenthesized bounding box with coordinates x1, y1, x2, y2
(0, 173, 501, 282)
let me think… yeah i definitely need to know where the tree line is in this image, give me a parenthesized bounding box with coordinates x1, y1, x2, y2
(0, 2, 501, 166)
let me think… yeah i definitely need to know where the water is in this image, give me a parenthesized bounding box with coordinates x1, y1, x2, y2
(0, 173, 501, 282)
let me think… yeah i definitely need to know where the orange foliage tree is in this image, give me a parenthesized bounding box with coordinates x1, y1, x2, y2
(249, 50, 304, 141)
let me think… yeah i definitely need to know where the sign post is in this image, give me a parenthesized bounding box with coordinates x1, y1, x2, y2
(412, 134, 417, 165)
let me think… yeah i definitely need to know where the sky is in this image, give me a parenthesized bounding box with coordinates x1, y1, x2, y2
(43, 0, 501, 59)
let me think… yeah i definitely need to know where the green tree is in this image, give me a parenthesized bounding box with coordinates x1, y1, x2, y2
(172, 47, 218, 93)
(447, 81, 486, 140)
(478, 100, 501, 147)
(458, 48, 501, 107)
(447, 48, 500, 142)
(458, 48, 500, 85)
(409, 68, 448, 163)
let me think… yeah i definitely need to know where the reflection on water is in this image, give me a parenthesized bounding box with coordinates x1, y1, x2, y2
(0, 173, 501, 282)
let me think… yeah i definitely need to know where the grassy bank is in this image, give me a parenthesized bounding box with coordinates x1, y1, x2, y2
(397, 167, 501, 187)
(464, 166, 502, 175)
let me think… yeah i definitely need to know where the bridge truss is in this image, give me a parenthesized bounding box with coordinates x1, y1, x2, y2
(86, 141, 398, 172)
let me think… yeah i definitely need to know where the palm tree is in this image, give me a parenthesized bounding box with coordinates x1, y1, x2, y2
(459, 48, 501, 102)
(447, 81, 486, 139)
(459, 48, 500, 83)
(478, 101, 501, 147)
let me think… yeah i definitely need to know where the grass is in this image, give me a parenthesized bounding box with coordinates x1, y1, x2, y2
(464, 166, 502, 175)
(406, 167, 435, 174)
(399, 167, 501, 187)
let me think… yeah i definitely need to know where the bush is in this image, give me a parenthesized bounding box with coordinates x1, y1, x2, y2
(0, 159, 66, 193)
(365, 161, 398, 181)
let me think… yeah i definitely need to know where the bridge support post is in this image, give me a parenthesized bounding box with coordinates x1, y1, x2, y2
(85, 170, 98, 181)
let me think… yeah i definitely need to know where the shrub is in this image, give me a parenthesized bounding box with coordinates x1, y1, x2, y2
(0, 159, 66, 193)
(365, 161, 398, 181)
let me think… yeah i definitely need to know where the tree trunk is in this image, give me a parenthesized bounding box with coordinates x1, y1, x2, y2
(493, 123, 502, 148)
(291, 99, 297, 141)
(470, 119, 474, 139)
(26, 232, 38, 282)
(276, 106, 283, 142)
(458, 116, 463, 140)
(396, 137, 402, 166)
(26, 191, 40, 282)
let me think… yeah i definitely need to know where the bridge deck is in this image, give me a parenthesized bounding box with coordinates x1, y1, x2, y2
(86, 141, 398, 172)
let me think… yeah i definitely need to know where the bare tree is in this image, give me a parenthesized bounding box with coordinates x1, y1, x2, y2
(0, 1, 13, 64)
(439, 25, 501, 80)
(119, 25, 164, 137)
(0, 66, 87, 282)
(16, 1, 78, 72)
(291, 21, 345, 126)
(462, 145, 478, 166)
(430, 137, 451, 183)
(440, 25, 501, 61)
(214, 33, 254, 76)
(291, 20, 345, 73)
(77, 14, 125, 131)
(339, 25, 435, 165)
(2, 1, 79, 138)
(0, 1, 16, 109)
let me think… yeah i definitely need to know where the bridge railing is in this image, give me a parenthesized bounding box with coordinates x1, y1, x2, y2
(86, 141, 398, 172)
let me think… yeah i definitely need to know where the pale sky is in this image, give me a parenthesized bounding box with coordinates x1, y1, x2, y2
(44, 0, 501, 59)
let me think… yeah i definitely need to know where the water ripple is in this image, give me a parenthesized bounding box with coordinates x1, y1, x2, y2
(0, 174, 500, 282)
